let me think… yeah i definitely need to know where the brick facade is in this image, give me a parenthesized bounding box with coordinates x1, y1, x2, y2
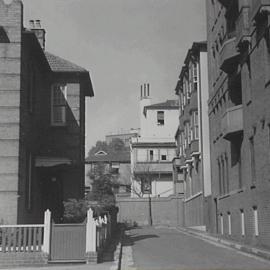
(0, 0, 93, 224)
(174, 42, 210, 230)
(206, 0, 270, 248)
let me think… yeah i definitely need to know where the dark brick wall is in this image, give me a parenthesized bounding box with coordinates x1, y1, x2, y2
(116, 195, 184, 227)
(206, 0, 270, 248)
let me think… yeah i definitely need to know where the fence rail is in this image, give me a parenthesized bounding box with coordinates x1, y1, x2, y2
(0, 225, 44, 252)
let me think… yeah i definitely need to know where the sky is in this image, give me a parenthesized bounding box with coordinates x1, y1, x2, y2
(22, 0, 206, 154)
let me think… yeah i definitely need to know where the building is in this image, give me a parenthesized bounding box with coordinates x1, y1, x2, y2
(206, 0, 270, 247)
(85, 148, 131, 196)
(0, 0, 94, 224)
(174, 41, 211, 231)
(130, 84, 179, 198)
(106, 129, 140, 147)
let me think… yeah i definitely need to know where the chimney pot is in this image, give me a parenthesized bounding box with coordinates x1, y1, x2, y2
(35, 20, 41, 28)
(29, 20, 34, 29)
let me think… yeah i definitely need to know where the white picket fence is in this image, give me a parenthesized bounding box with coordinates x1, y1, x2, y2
(0, 208, 111, 254)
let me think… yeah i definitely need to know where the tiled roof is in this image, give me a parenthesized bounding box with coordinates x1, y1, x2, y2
(45, 52, 88, 73)
(144, 100, 179, 115)
(85, 149, 130, 163)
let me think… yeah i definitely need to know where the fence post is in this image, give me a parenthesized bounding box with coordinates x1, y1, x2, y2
(42, 209, 51, 254)
(86, 208, 96, 253)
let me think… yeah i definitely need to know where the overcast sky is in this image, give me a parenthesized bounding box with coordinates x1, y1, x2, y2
(22, 0, 206, 153)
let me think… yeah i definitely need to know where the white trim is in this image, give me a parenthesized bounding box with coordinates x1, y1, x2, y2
(51, 84, 67, 126)
(220, 215, 224, 235)
(184, 191, 202, 202)
(254, 208, 259, 236)
(228, 213, 231, 235)
(241, 211, 245, 236)
(0, 224, 44, 228)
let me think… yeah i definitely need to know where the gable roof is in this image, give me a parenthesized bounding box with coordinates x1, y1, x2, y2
(45, 52, 88, 73)
(86, 149, 130, 163)
(143, 99, 179, 115)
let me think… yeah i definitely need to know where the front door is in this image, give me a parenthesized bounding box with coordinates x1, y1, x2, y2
(40, 169, 63, 223)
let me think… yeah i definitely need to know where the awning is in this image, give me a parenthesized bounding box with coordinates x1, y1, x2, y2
(35, 157, 72, 167)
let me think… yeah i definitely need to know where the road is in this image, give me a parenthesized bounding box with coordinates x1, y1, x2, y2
(122, 227, 270, 270)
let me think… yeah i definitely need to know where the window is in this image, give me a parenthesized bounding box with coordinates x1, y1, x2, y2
(51, 84, 67, 126)
(192, 62, 198, 92)
(249, 137, 256, 184)
(192, 111, 199, 140)
(149, 150, 154, 161)
(157, 111, 164, 125)
(228, 212, 231, 235)
(220, 214, 224, 235)
(141, 178, 151, 194)
(161, 155, 167, 161)
(253, 207, 259, 236)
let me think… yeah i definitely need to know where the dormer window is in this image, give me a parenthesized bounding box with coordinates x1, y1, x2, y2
(51, 84, 67, 126)
(157, 111, 164, 125)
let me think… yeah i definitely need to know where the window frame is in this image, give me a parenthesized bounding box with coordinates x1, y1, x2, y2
(157, 111, 165, 126)
(51, 84, 67, 126)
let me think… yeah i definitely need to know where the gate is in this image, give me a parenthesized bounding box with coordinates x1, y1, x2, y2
(50, 222, 86, 262)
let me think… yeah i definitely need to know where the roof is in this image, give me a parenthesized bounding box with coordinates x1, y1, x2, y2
(143, 100, 179, 115)
(45, 51, 94, 97)
(175, 41, 207, 95)
(85, 150, 130, 163)
(45, 52, 88, 73)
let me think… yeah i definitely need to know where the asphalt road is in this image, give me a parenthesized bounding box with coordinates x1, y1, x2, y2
(124, 227, 270, 270)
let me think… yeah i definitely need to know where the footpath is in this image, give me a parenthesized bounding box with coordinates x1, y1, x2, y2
(176, 226, 270, 261)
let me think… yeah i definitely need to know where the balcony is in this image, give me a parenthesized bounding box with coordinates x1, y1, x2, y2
(221, 105, 243, 140)
(236, 6, 251, 47)
(173, 156, 185, 168)
(220, 37, 240, 73)
(190, 139, 199, 155)
(251, 0, 270, 20)
(134, 162, 173, 174)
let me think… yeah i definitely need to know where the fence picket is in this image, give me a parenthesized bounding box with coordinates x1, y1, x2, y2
(2, 228, 6, 252)
(28, 227, 32, 252)
(23, 227, 27, 252)
(18, 227, 22, 252)
(7, 228, 11, 252)
(33, 227, 37, 251)
(37, 227, 42, 251)
(13, 227, 17, 252)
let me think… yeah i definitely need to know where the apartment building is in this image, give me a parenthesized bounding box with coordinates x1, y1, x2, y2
(174, 41, 211, 230)
(130, 84, 179, 197)
(0, 0, 93, 224)
(206, 0, 270, 247)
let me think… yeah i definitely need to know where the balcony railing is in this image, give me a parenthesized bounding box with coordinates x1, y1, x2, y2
(236, 5, 251, 47)
(220, 37, 240, 73)
(221, 105, 243, 140)
(173, 156, 185, 168)
(251, 0, 270, 20)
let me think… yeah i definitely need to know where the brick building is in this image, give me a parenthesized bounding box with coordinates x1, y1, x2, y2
(0, 0, 93, 224)
(174, 42, 211, 230)
(206, 0, 270, 248)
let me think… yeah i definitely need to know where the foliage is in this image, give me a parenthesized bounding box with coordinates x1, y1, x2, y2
(87, 138, 127, 157)
(63, 199, 88, 223)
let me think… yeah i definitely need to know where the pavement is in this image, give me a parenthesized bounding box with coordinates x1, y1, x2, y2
(120, 226, 270, 270)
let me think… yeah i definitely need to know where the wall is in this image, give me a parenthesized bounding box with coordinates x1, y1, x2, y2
(116, 195, 184, 227)
(199, 51, 211, 197)
(141, 108, 179, 138)
(0, 0, 22, 224)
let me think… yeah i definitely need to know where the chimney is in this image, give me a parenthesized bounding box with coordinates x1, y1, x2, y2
(140, 83, 150, 99)
(29, 19, 46, 50)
